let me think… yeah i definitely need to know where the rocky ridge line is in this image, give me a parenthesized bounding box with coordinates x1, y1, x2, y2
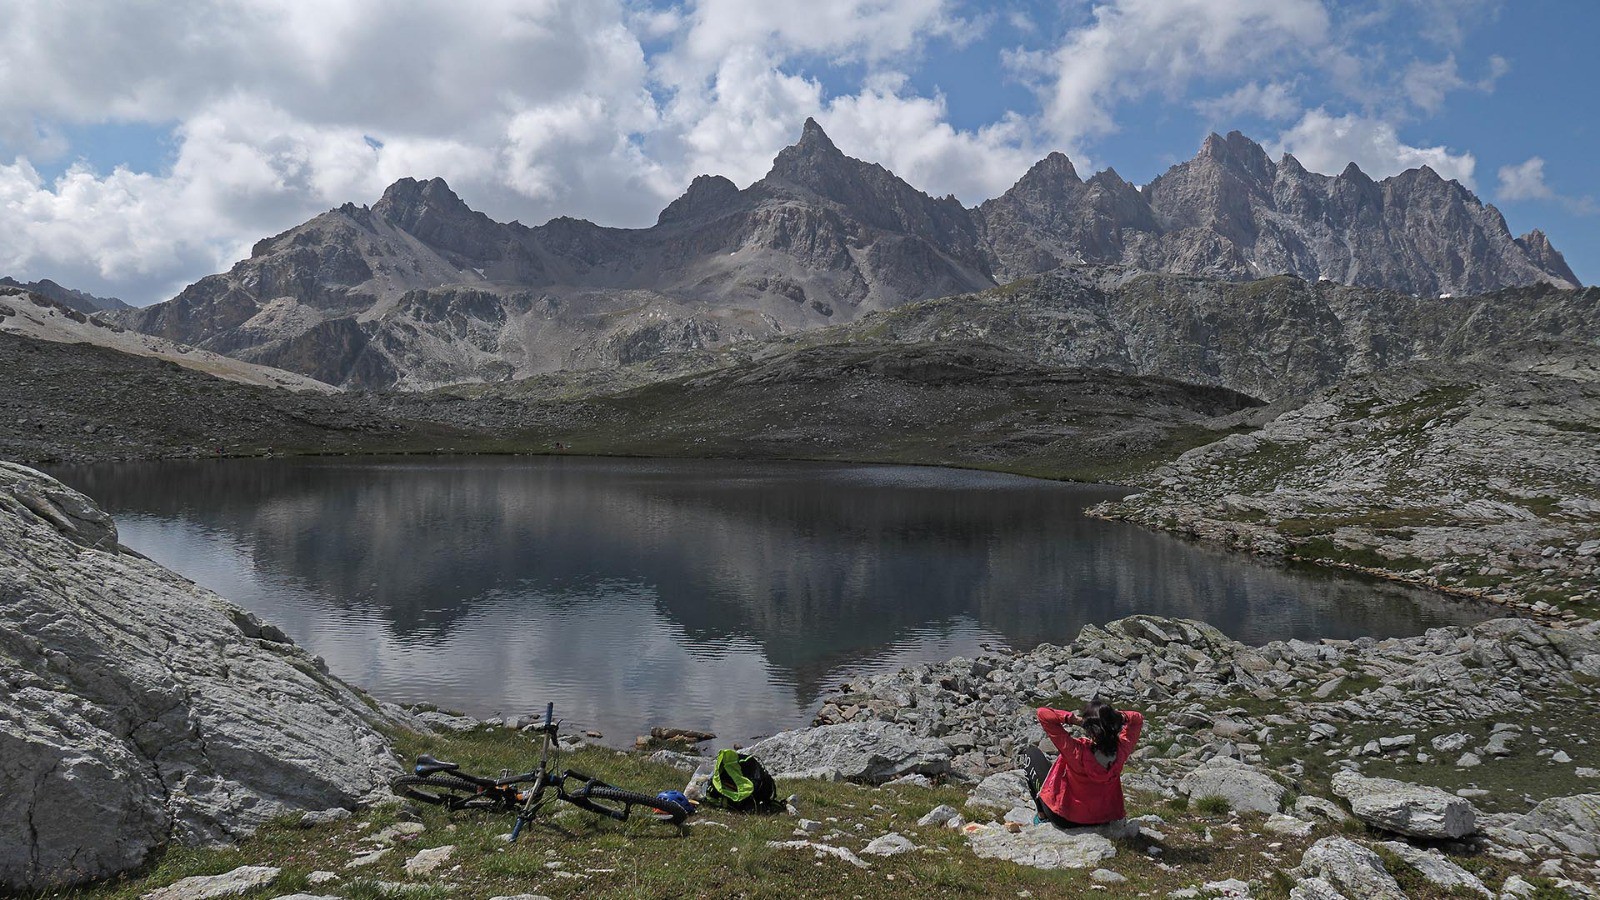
(111, 123, 1579, 390)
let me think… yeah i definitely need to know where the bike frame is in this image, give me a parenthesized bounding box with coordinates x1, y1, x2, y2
(405, 702, 677, 842)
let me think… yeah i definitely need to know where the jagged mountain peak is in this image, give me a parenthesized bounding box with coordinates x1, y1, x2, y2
(1017, 152, 1082, 188)
(1278, 153, 1309, 176)
(1337, 161, 1374, 184)
(1193, 131, 1275, 182)
(1517, 229, 1581, 285)
(1091, 167, 1128, 186)
(765, 118, 856, 188)
(656, 174, 741, 226)
(374, 176, 470, 220)
(798, 116, 836, 151)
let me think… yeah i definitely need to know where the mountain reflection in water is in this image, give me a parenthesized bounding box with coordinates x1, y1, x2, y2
(51, 456, 1489, 744)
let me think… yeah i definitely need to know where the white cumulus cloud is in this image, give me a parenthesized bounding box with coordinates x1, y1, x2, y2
(1496, 156, 1553, 202)
(1274, 109, 1476, 187)
(1022, 0, 1329, 148)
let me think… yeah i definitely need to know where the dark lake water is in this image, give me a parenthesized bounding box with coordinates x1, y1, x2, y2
(51, 456, 1489, 744)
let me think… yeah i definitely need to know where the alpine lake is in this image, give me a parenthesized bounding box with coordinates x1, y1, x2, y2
(51, 456, 1491, 746)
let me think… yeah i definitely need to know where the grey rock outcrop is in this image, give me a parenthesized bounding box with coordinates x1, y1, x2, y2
(1096, 345, 1600, 612)
(1180, 757, 1285, 813)
(815, 270, 1600, 402)
(745, 721, 952, 784)
(0, 463, 398, 890)
(1330, 772, 1476, 839)
(966, 770, 1034, 811)
(1296, 837, 1405, 900)
(1503, 794, 1600, 857)
(1376, 842, 1491, 897)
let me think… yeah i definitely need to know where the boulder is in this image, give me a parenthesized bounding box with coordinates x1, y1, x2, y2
(403, 845, 454, 876)
(1376, 841, 1490, 897)
(0, 464, 398, 891)
(1504, 794, 1600, 857)
(862, 833, 916, 856)
(917, 805, 963, 828)
(648, 749, 705, 772)
(1330, 772, 1476, 839)
(1180, 757, 1285, 813)
(966, 824, 1117, 870)
(745, 722, 952, 784)
(967, 770, 1034, 811)
(1297, 837, 1405, 900)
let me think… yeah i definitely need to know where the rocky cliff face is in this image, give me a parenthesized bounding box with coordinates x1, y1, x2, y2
(810, 271, 1600, 401)
(117, 124, 1579, 390)
(0, 462, 400, 889)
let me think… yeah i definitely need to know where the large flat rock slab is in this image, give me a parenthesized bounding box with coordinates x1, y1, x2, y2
(0, 463, 398, 891)
(966, 824, 1117, 870)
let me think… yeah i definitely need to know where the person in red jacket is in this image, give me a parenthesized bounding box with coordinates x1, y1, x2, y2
(1023, 698, 1144, 826)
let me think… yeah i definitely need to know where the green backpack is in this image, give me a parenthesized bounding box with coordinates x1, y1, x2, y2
(703, 749, 779, 812)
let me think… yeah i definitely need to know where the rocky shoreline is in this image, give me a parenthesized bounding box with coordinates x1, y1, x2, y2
(1093, 348, 1600, 628)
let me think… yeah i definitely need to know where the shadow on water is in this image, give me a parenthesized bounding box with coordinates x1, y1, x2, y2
(50, 456, 1494, 743)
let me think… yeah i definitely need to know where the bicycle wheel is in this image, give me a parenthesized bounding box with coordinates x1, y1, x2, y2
(581, 785, 690, 825)
(390, 774, 507, 811)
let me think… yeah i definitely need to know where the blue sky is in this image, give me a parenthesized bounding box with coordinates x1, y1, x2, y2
(0, 0, 1592, 304)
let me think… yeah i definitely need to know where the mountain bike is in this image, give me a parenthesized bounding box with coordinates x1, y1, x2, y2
(391, 703, 690, 841)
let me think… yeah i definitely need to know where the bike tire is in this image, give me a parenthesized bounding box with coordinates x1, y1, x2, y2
(582, 785, 690, 825)
(390, 774, 508, 811)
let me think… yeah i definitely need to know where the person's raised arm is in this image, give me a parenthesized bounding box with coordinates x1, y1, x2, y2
(1037, 707, 1077, 753)
(1119, 710, 1145, 748)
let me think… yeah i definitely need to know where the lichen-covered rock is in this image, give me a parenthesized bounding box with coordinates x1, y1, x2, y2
(1330, 771, 1476, 839)
(746, 721, 952, 784)
(0, 464, 398, 891)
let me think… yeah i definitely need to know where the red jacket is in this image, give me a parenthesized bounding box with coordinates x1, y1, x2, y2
(1036, 707, 1144, 825)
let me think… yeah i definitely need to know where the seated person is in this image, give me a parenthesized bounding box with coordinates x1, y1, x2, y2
(1023, 698, 1144, 827)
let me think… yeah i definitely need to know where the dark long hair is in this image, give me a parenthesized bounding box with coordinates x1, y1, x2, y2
(1081, 698, 1125, 757)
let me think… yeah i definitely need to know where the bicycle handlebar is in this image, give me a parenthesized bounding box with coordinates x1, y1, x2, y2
(544, 702, 554, 729)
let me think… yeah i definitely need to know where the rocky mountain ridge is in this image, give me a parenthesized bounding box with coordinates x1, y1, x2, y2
(0, 285, 334, 392)
(789, 271, 1600, 401)
(113, 123, 1579, 390)
(0, 276, 129, 313)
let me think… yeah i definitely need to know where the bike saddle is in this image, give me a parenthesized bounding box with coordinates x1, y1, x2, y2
(413, 754, 460, 775)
